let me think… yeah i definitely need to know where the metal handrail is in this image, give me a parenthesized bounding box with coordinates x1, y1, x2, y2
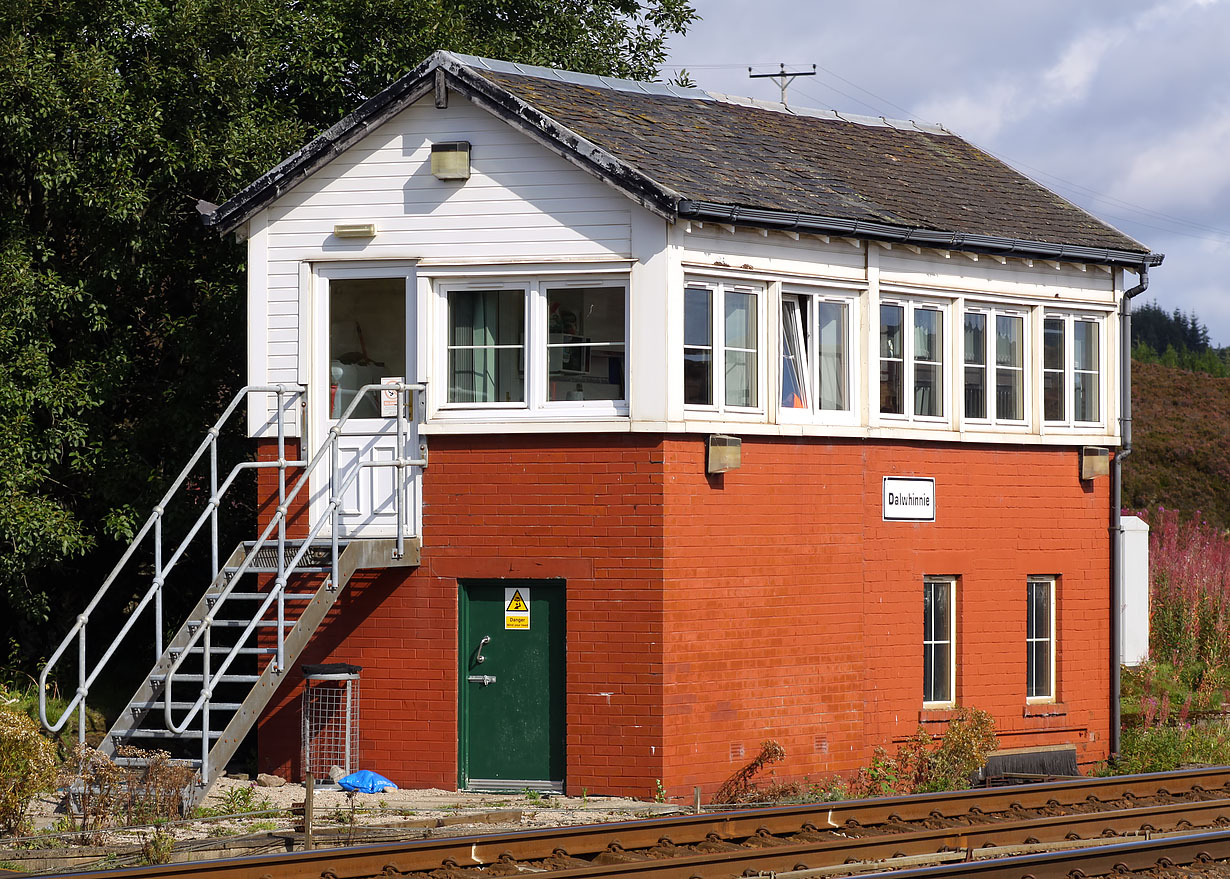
(157, 383, 424, 766)
(39, 385, 306, 741)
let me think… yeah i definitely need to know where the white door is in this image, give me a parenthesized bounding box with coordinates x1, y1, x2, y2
(311, 265, 419, 538)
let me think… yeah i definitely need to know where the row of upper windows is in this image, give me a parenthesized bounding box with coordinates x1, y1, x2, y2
(682, 278, 1110, 429)
(429, 273, 1113, 430)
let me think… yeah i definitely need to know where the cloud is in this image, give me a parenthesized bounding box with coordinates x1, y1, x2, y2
(1112, 104, 1230, 210)
(913, 0, 1215, 140)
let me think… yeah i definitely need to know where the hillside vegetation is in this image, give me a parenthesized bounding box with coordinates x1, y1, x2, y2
(1125, 360, 1230, 529)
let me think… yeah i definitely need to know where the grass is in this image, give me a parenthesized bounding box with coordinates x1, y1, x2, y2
(1105, 508, 1230, 775)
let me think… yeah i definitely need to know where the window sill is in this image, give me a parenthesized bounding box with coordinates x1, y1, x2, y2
(1023, 702, 1067, 718)
(919, 707, 957, 723)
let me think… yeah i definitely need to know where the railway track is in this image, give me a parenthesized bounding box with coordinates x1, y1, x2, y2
(54, 767, 1230, 879)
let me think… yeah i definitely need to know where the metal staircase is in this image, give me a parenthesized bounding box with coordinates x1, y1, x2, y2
(39, 382, 425, 808)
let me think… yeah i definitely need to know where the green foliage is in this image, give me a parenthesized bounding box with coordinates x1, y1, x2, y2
(0, 0, 695, 677)
(848, 707, 997, 798)
(193, 782, 273, 819)
(711, 711, 997, 806)
(1114, 722, 1230, 774)
(0, 708, 57, 834)
(1124, 363, 1230, 530)
(1132, 301, 1213, 358)
(139, 822, 176, 865)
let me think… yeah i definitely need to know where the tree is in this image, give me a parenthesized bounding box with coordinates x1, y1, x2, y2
(0, 0, 697, 676)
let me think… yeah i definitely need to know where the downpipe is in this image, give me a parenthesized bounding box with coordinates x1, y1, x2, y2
(1111, 263, 1149, 758)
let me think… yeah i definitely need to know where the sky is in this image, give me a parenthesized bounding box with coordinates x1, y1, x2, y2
(662, 0, 1230, 345)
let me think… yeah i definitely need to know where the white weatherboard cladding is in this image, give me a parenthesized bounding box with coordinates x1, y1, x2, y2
(249, 96, 634, 435)
(676, 224, 866, 281)
(878, 246, 1116, 304)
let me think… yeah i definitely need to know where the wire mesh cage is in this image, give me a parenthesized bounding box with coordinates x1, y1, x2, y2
(301, 663, 361, 782)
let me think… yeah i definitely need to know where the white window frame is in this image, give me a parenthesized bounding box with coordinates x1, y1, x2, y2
(923, 576, 957, 708)
(879, 296, 950, 425)
(1026, 576, 1057, 703)
(435, 275, 629, 417)
(779, 284, 861, 426)
(1042, 312, 1105, 428)
(961, 304, 1029, 427)
(683, 278, 766, 417)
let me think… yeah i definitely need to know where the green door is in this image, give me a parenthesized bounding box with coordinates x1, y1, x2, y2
(459, 580, 565, 792)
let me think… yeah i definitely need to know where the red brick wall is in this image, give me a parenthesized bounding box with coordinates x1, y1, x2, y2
(253, 433, 1110, 798)
(660, 436, 1110, 800)
(255, 434, 667, 795)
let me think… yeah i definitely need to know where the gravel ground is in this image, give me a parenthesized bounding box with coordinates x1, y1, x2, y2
(19, 774, 684, 849)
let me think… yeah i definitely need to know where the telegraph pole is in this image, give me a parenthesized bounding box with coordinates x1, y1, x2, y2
(749, 64, 817, 106)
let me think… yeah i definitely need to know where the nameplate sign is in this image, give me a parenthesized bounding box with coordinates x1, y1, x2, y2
(883, 477, 935, 522)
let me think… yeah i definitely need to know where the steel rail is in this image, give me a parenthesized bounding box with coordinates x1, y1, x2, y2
(48, 768, 1230, 879)
(851, 827, 1230, 878)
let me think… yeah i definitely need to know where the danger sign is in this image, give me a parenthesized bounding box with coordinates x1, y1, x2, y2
(504, 587, 530, 630)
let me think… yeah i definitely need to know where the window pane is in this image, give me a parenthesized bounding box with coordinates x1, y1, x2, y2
(996, 315, 1022, 367)
(965, 365, 986, 419)
(964, 313, 986, 420)
(817, 301, 848, 411)
(1028, 642, 1050, 698)
(914, 309, 943, 417)
(546, 286, 626, 402)
(726, 351, 757, 407)
(880, 305, 904, 414)
(996, 365, 1024, 420)
(964, 313, 986, 365)
(1044, 319, 1064, 370)
(914, 309, 941, 363)
(725, 291, 757, 349)
(330, 277, 406, 419)
(1074, 320, 1100, 422)
(1073, 320, 1098, 371)
(685, 287, 711, 346)
(1074, 371, 1099, 422)
(781, 299, 808, 409)
(724, 291, 758, 408)
(447, 289, 524, 404)
(880, 304, 903, 359)
(929, 644, 951, 702)
(995, 315, 1024, 421)
(1043, 318, 1065, 422)
(1030, 582, 1051, 640)
(684, 288, 712, 405)
(880, 361, 904, 414)
(923, 580, 952, 704)
(915, 363, 941, 416)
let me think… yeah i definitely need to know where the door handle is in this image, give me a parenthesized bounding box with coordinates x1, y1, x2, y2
(475, 635, 491, 664)
(467, 675, 496, 686)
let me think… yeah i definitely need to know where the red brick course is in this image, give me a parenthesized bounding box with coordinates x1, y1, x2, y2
(253, 434, 1110, 799)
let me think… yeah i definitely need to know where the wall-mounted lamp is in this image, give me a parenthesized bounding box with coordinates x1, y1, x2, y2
(333, 223, 377, 238)
(431, 141, 471, 180)
(707, 434, 742, 474)
(1080, 446, 1110, 480)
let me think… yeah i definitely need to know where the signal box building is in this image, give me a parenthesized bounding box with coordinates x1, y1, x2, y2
(202, 52, 1162, 797)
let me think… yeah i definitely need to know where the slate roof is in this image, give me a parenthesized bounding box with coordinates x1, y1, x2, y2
(206, 51, 1161, 268)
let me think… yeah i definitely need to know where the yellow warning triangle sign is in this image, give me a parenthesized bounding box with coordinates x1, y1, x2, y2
(506, 589, 529, 613)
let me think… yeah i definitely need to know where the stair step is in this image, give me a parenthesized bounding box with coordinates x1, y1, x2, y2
(186, 619, 297, 629)
(223, 567, 331, 576)
(117, 730, 224, 742)
(130, 701, 244, 714)
(208, 592, 318, 601)
(111, 756, 202, 769)
(169, 646, 276, 657)
(150, 673, 262, 684)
